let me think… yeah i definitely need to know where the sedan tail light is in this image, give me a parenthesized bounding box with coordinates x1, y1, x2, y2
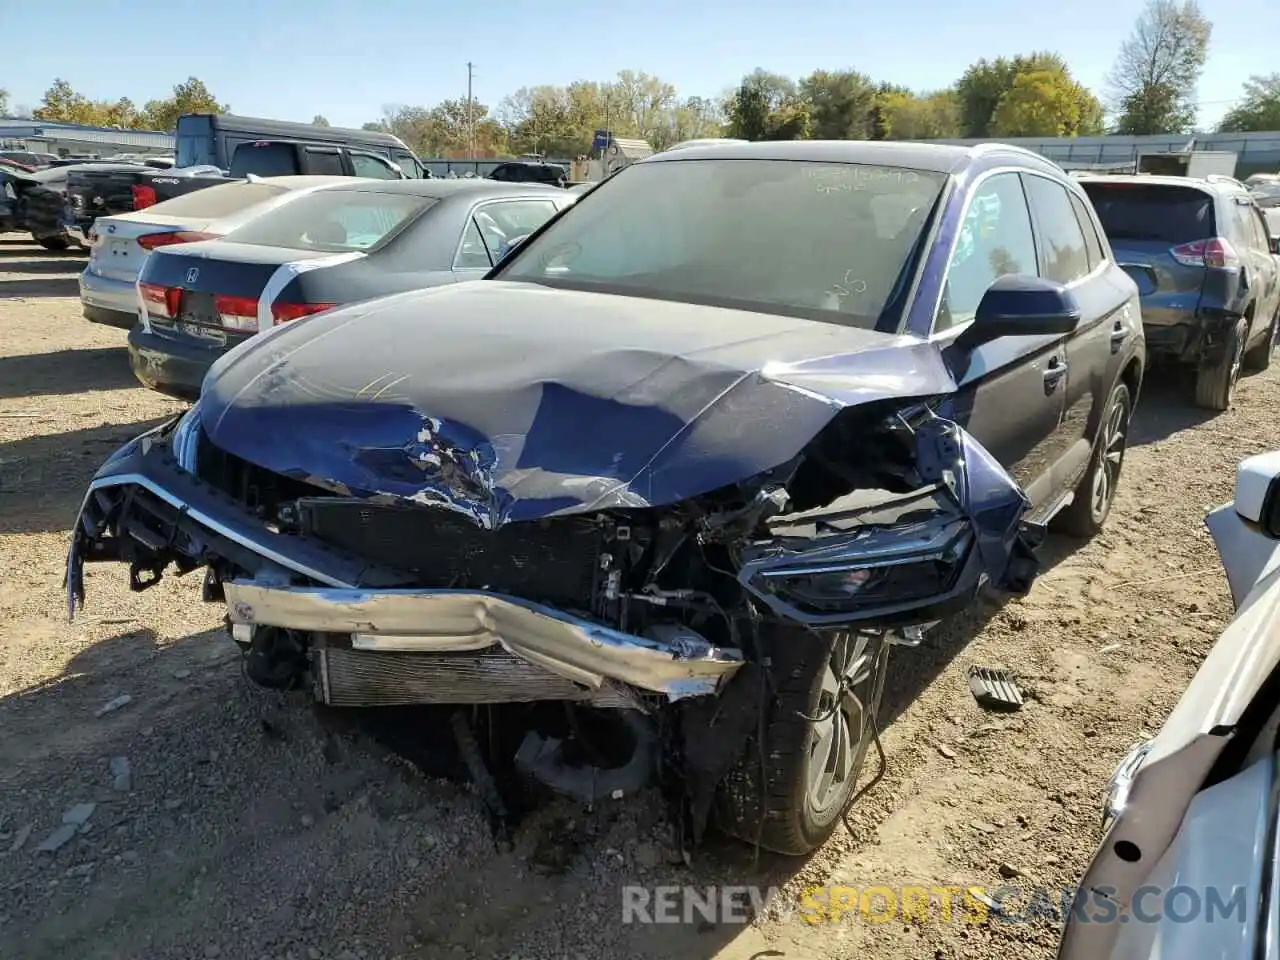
(1170, 237, 1239, 269)
(139, 282, 181, 319)
(213, 294, 259, 332)
(131, 185, 157, 210)
(136, 231, 218, 250)
(271, 301, 337, 325)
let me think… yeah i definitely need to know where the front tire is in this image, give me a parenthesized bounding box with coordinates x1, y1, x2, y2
(1054, 381, 1132, 538)
(36, 235, 69, 251)
(715, 628, 889, 856)
(1195, 318, 1246, 411)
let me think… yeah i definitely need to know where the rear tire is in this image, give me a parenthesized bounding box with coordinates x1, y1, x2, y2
(1195, 318, 1246, 411)
(1243, 310, 1279, 373)
(1054, 382, 1132, 538)
(36, 235, 69, 251)
(715, 627, 889, 856)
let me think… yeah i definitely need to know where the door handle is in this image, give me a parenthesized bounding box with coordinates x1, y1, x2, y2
(1043, 357, 1067, 394)
(1110, 320, 1127, 353)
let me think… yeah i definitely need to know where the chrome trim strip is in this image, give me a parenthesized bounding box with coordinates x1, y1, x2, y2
(223, 581, 744, 700)
(80, 472, 352, 588)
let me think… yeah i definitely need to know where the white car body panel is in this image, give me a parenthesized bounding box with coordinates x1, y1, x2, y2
(1059, 472, 1280, 960)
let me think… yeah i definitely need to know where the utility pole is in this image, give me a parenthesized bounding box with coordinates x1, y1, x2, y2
(466, 61, 475, 162)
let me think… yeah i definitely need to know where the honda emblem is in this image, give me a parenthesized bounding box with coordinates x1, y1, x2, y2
(185, 267, 200, 284)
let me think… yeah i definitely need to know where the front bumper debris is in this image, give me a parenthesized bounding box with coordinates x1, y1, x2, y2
(66, 407, 1039, 707)
(224, 581, 742, 701)
(66, 424, 742, 703)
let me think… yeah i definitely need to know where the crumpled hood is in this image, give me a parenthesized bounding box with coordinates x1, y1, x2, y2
(200, 281, 958, 528)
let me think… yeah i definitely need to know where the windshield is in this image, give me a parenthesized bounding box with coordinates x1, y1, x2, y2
(222, 189, 434, 253)
(495, 158, 947, 330)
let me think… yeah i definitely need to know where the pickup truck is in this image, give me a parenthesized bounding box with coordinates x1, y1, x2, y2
(65, 139, 414, 239)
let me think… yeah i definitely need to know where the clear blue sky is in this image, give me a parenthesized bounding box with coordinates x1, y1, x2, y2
(5, 0, 1275, 130)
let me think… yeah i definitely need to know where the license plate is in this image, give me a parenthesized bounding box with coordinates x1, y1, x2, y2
(179, 321, 226, 345)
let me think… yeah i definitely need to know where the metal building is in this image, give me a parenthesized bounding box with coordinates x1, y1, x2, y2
(921, 131, 1280, 178)
(0, 118, 174, 159)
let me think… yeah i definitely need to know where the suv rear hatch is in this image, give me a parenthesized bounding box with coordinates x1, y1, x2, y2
(1081, 181, 1238, 351)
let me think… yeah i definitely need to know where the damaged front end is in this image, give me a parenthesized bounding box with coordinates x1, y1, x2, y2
(65, 299, 1043, 850)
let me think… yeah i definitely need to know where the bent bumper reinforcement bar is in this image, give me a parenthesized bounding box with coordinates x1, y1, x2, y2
(223, 582, 744, 701)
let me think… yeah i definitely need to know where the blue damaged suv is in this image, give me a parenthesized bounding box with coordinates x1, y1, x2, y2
(68, 141, 1144, 856)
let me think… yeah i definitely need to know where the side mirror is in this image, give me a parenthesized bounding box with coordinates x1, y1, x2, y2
(958, 275, 1082, 348)
(1234, 451, 1280, 537)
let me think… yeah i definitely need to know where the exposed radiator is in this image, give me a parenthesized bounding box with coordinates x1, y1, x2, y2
(314, 644, 634, 708)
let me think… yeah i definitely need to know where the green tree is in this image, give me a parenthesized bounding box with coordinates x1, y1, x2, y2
(654, 96, 725, 148)
(0, 89, 9, 116)
(726, 70, 805, 141)
(799, 69, 877, 139)
(867, 103, 890, 140)
(312, 114, 330, 126)
(1218, 74, 1280, 133)
(140, 77, 228, 132)
(34, 78, 95, 124)
(877, 89, 961, 140)
(990, 68, 1104, 137)
(499, 86, 583, 156)
(955, 53, 1074, 137)
(1108, 0, 1211, 134)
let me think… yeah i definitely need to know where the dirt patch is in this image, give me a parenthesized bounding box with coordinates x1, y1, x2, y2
(0, 236, 1271, 959)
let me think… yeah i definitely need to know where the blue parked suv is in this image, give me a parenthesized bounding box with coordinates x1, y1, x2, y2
(1080, 174, 1280, 410)
(68, 141, 1144, 856)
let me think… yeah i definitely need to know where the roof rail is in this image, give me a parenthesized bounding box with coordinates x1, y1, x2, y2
(1204, 174, 1247, 188)
(968, 141, 1049, 163)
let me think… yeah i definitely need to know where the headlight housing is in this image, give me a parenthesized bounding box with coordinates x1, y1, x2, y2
(736, 485, 979, 627)
(170, 401, 202, 474)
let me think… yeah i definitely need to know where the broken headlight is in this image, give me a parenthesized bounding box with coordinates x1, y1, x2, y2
(738, 513, 975, 626)
(170, 400, 202, 475)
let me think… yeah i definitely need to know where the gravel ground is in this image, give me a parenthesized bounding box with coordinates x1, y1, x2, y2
(0, 235, 1273, 960)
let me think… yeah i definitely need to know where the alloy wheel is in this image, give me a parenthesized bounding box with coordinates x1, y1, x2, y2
(1091, 392, 1130, 522)
(805, 633, 883, 817)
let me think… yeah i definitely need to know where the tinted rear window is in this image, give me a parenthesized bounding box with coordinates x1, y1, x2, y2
(229, 143, 300, 178)
(148, 180, 289, 218)
(1080, 183, 1216, 243)
(223, 189, 434, 253)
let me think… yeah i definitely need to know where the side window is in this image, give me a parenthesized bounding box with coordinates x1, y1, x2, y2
(350, 153, 400, 180)
(1069, 192, 1105, 268)
(455, 219, 494, 270)
(472, 199, 559, 258)
(304, 148, 345, 176)
(935, 173, 1038, 333)
(1023, 175, 1090, 285)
